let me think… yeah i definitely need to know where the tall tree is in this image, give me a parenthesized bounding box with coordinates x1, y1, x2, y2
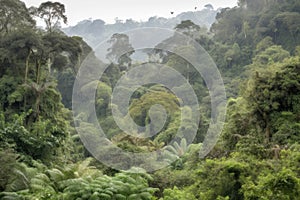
(107, 33, 134, 71)
(42, 32, 82, 74)
(34, 1, 67, 32)
(2, 29, 42, 83)
(0, 0, 35, 34)
(175, 20, 201, 39)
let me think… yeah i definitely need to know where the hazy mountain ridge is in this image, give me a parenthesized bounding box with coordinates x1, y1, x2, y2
(62, 8, 219, 48)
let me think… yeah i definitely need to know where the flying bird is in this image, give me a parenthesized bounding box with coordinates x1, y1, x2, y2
(170, 11, 174, 14)
(195, 7, 197, 10)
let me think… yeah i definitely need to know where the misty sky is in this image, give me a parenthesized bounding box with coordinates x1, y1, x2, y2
(23, 0, 238, 26)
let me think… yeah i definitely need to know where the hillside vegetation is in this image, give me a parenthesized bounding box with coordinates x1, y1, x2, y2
(0, 0, 299, 199)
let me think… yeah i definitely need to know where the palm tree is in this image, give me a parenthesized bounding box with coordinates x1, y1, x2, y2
(164, 138, 188, 157)
(162, 138, 189, 169)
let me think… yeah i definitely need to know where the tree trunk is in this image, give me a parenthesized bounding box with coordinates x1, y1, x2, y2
(25, 49, 32, 83)
(36, 59, 42, 84)
(47, 57, 51, 74)
(263, 112, 271, 144)
(265, 122, 270, 143)
(35, 93, 41, 121)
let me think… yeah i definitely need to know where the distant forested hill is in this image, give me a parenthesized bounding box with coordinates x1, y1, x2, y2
(62, 8, 218, 48)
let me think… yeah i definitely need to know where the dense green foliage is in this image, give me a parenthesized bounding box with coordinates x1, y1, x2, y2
(0, 0, 299, 199)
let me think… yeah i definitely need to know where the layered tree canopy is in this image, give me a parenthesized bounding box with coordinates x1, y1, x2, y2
(0, 0, 299, 199)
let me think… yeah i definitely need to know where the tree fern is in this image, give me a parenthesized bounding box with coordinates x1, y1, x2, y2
(5, 161, 38, 192)
(0, 192, 23, 200)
